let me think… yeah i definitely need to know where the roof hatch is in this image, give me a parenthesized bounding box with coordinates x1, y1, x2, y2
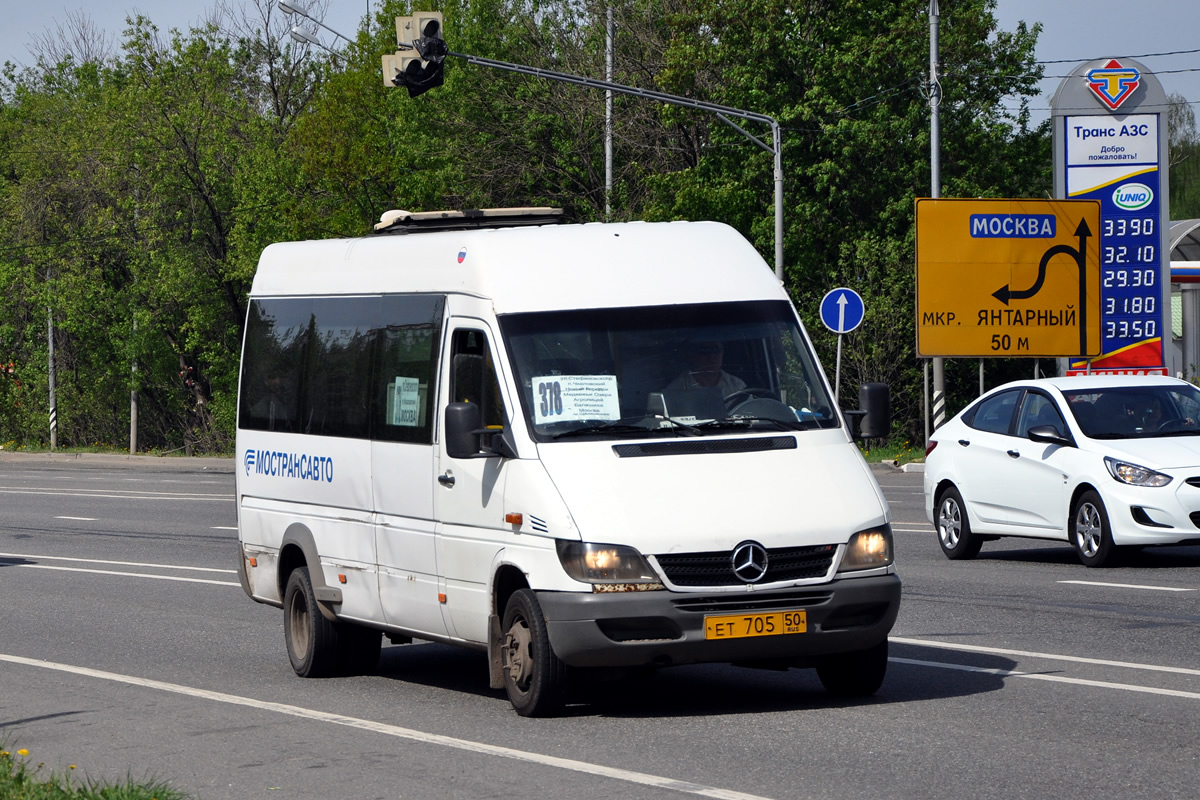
(373, 207, 564, 234)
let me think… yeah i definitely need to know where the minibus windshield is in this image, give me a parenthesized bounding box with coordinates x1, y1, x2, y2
(500, 300, 839, 441)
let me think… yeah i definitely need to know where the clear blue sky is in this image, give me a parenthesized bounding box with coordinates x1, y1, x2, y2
(2, 1, 1197, 113)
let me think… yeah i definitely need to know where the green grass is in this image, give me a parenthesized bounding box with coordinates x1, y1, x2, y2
(1, 746, 191, 800)
(859, 437, 924, 466)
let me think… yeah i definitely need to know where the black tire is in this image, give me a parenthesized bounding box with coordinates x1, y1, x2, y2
(935, 486, 983, 560)
(816, 639, 889, 697)
(1072, 489, 1119, 567)
(339, 624, 382, 677)
(501, 589, 569, 717)
(284, 567, 342, 678)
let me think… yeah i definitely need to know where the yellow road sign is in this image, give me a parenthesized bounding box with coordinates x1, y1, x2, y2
(915, 198, 1102, 358)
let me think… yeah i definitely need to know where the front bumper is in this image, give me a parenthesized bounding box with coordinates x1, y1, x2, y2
(536, 573, 901, 669)
(1105, 476, 1200, 546)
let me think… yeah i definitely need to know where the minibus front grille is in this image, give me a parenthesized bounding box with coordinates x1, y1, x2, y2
(655, 545, 836, 587)
(671, 589, 835, 614)
(612, 436, 796, 458)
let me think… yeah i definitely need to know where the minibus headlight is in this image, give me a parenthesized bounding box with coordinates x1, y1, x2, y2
(838, 525, 893, 572)
(556, 541, 659, 584)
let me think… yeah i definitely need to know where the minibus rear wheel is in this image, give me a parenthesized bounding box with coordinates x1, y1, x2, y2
(284, 567, 341, 678)
(501, 589, 568, 716)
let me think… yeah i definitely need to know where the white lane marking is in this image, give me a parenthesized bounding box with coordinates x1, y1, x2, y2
(891, 657, 1200, 700)
(7, 564, 239, 587)
(890, 636, 1200, 677)
(0, 486, 231, 501)
(211, 526, 238, 530)
(0, 552, 235, 574)
(1057, 580, 1195, 592)
(0, 653, 774, 800)
(55, 516, 97, 521)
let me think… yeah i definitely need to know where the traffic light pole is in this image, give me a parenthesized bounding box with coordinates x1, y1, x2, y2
(447, 50, 785, 280)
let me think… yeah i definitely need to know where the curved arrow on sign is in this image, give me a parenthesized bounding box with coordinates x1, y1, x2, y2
(992, 219, 1091, 305)
(991, 218, 1093, 356)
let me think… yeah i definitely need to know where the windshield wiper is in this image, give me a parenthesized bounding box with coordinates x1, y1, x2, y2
(551, 415, 700, 439)
(694, 416, 798, 432)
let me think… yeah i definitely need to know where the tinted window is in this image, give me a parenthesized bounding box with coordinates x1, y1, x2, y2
(450, 329, 507, 428)
(968, 390, 1020, 435)
(1065, 383, 1200, 439)
(239, 294, 444, 443)
(304, 297, 377, 438)
(1016, 391, 1065, 438)
(373, 295, 444, 443)
(240, 299, 312, 433)
(500, 300, 836, 440)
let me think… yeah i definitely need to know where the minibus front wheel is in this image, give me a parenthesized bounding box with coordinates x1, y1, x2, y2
(501, 589, 569, 717)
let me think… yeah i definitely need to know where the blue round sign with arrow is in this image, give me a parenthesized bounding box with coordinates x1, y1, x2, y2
(819, 288, 865, 334)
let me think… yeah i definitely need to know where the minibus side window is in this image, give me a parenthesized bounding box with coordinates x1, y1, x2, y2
(302, 297, 377, 438)
(450, 329, 506, 428)
(239, 298, 311, 433)
(372, 295, 445, 444)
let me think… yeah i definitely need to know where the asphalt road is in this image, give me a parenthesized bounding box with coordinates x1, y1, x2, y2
(1, 453, 1197, 800)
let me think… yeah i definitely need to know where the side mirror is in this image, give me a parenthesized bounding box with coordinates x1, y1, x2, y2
(445, 402, 517, 459)
(850, 382, 890, 440)
(1028, 424, 1072, 447)
(445, 402, 483, 458)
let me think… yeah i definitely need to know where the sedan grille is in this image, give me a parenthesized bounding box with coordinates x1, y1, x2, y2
(654, 544, 836, 587)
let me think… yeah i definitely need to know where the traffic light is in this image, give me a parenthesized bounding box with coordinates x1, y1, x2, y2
(385, 12, 446, 98)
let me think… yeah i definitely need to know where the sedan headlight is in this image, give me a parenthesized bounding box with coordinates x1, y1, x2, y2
(838, 525, 893, 572)
(1104, 456, 1172, 487)
(556, 540, 659, 584)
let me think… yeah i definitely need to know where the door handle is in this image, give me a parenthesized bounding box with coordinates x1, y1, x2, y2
(438, 472, 455, 487)
(1007, 450, 1020, 458)
(958, 439, 970, 447)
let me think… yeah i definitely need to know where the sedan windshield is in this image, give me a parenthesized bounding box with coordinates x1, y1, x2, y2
(1064, 384, 1200, 438)
(499, 300, 839, 441)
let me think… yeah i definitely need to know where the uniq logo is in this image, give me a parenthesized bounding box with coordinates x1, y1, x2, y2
(1113, 183, 1153, 211)
(244, 449, 256, 475)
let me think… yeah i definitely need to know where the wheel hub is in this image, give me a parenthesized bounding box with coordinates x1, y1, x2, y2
(503, 621, 533, 689)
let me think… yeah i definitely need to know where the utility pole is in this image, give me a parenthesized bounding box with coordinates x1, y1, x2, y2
(605, 5, 613, 221)
(929, 0, 945, 439)
(47, 307, 57, 450)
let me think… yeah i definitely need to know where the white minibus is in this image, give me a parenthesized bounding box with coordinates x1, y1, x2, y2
(235, 208, 899, 716)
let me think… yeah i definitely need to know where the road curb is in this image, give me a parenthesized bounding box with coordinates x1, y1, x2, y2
(0, 450, 235, 474)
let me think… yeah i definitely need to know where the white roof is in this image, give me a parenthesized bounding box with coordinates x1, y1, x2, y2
(250, 220, 784, 313)
(994, 375, 1191, 394)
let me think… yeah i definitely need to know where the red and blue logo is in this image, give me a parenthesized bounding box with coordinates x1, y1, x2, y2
(1086, 59, 1140, 111)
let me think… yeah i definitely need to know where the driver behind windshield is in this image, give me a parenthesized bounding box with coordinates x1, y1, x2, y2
(1139, 396, 1196, 431)
(664, 339, 746, 397)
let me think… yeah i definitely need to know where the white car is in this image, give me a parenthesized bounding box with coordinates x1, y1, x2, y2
(924, 375, 1200, 567)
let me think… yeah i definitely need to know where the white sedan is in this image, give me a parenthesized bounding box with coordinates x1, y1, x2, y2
(923, 375, 1200, 567)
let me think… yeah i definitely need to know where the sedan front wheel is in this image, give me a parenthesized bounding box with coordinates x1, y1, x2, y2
(1071, 490, 1119, 567)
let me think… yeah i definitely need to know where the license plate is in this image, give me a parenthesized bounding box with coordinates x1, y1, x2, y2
(704, 610, 807, 640)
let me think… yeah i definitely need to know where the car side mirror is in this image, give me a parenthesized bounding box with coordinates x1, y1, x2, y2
(1028, 424, 1072, 447)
